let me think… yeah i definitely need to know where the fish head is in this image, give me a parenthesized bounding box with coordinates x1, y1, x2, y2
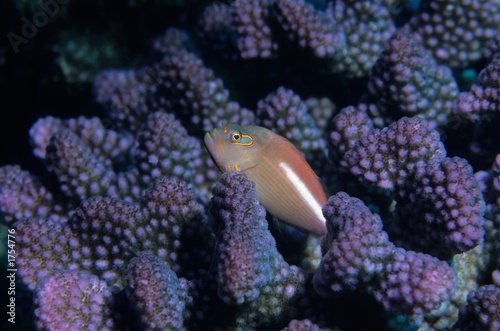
(204, 123, 260, 172)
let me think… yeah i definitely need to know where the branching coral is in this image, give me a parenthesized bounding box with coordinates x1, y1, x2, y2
(4, 0, 500, 330)
(314, 192, 457, 315)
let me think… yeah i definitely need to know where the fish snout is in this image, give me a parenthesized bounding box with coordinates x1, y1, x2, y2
(204, 131, 214, 150)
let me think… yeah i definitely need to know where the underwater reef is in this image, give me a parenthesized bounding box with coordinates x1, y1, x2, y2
(2, 0, 500, 330)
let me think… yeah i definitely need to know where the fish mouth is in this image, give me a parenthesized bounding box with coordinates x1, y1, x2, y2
(204, 132, 223, 154)
(204, 131, 215, 152)
(204, 131, 223, 167)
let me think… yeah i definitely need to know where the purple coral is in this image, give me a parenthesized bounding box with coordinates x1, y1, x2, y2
(485, 34, 500, 61)
(153, 27, 194, 56)
(363, 32, 459, 129)
(391, 157, 486, 258)
(34, 270, 114, 331)
(70, 197, 144, 284)
(93, 68, 153, 132)
(256, 87, 324, 155)
(0, 165, 54, 225)
(405, 0, 500, 68)
(344, 116, 446, 190)
(69, 176, 205, 284)
(150, 50, 254, 134)
(198, 2, 237, 59)
(314, 192, 392, 295)
(231, 0, 277, 58)
(457, 284, 500, 330)
(209, 171, 306, 326)
(328, 0, 396, 77)
(326, 105, 374, 170)
(32, 115, 134, 164)
(377, 248, 457, 315)
(15, 175, 205, 290)
(134, 111, 202, 187)
(305, 96, 337, 132)
(210, 171, 273, 304)
(282, 319, 326, 331)
(31, 115, 138, 202)
(46, 130, 119, 201)
(274, 0, 343, 59)
(140, 176, 209, 276)
(16, 216, 76, 290)
(126, 251, 191, 330)
(343, 117, 485, 258)
(314, 192, 457, 315)
(453, 55, 500, 122)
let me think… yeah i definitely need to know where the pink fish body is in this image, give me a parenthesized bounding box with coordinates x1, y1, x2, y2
(204, 123, 327, 236)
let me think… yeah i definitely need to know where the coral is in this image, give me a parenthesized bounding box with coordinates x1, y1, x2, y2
(232, 0, 277, 58)
(210, 171, 275, 304)
(405, 0, 500, 68)
(15, 176, 206, 289)
(153, 27, 194, 56)
(326, 105, 374, 170)
(485, 34, 500, 61)
(150, 50, 254, 135)
(361, 32, 459, 129)
(6, 0, 500, 329)
(273, 0, 344, 59)
(328, 0, 396, 77)
(343, 117, 485, 258)
(93, 67, 155, 132)
(391, 157, 485, 258)
(69, 197, 144, 285)
(126, 251, 191, 330)
(344, 116, 446, 190)
(305, 96, 337, 132)
(456, 284, 500, 330)
(133, 111, 202, 187)
(209, 171, 307, 327)
(453, 54, 500, 122)
(34, 270, 114, 331)
(16, 216, 75, 290)
(0, 165, 55, 225)
(314, 192, 457, 316)
(198, 2, 237, 59)
(281, 319, 326, 331)
(46, 130, 120, 202)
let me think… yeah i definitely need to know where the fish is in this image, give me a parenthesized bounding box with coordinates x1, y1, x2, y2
(204, 123, 328, 236)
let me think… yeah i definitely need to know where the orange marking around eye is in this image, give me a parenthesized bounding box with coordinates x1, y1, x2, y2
(229, 133, 254, 146)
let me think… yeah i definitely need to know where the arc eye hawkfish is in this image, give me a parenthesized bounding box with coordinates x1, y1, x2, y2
(204, 122, 327, 236)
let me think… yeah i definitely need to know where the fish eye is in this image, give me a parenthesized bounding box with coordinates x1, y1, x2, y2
(229, 131, 241, 142)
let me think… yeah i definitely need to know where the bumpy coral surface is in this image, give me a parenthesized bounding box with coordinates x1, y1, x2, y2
(453, 54, 500, 122)
(3, 0, 500, 330)
(126, 251, 191, 330)
(314, 192, 457, 316)
(345, 116, 446, 190)
(210, 172, 307, 315)
(363, 32, 459, 129)
(34, 270, 114, 331)
(456, 284, 500, 330)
